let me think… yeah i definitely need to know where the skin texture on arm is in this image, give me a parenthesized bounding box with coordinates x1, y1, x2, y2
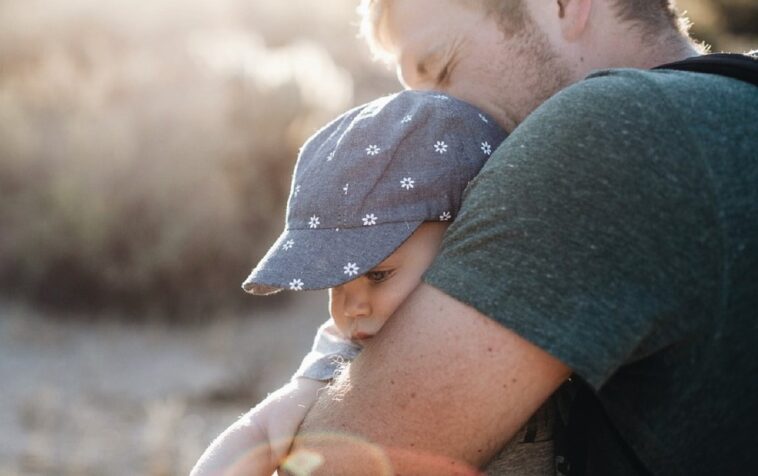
(288, 284, 571, 475)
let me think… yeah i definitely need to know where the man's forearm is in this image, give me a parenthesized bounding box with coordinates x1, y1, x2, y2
(289, 370, 487, 475)
(287, 284, 570, 475)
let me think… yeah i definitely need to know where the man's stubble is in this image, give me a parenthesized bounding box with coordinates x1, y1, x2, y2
(494, 8, 575, 126)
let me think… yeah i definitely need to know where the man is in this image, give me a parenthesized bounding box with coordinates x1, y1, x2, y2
(288, 0, 758, 474)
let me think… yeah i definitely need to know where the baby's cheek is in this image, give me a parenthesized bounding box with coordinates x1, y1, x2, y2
(328, 299, 348, 336)
(376, 296, 404, 328)
(378, 299, 400, 322)
(375, 313, 393, 331)
(332, 316, 350, 337)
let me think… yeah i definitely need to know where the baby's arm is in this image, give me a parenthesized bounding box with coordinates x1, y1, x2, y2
(191, 319, 361, 476)
(190, 378, 324, 476)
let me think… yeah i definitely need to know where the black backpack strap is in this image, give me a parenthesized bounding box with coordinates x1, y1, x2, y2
(653, 53, 758, 87)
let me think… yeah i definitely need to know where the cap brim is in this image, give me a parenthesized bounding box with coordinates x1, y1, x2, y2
(242, 220, 424, 295)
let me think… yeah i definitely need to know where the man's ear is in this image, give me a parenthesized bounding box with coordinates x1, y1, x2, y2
(557, 0, 592, 41)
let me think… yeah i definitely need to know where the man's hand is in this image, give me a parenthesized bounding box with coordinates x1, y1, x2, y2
(287, 284, 571, 475)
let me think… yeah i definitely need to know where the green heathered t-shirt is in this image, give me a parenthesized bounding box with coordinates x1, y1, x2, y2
(424, 67, 758, 475)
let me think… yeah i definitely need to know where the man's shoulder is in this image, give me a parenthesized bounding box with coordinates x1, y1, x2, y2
(492, 69, 685, 171)
(495, 65, 755, 170)
(533, 66, 755, 122)
(508, 69, 672, 145)
(524, 68, 697, 128)
(567, 65, 747, 99)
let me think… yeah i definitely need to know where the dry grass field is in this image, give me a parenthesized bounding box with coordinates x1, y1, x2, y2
(0, 292, 329, 475)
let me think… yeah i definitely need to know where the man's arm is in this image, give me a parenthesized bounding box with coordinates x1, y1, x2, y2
(288, 284, 570, 475)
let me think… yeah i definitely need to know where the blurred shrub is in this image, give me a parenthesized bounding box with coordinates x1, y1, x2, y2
(679, 0, 758, 51)
(0, 0, 396, 316)
(0, 0, 752, 317)
(710, 0, 758, 37)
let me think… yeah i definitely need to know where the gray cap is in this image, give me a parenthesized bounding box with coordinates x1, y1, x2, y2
(242, 90, 507, 294)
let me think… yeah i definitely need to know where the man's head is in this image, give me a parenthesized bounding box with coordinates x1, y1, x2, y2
(359, 0, 700, 131)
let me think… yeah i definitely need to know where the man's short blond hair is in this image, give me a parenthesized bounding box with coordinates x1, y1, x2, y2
(357, 0, 498, 61)
(357, 0, 687, 61)
(610, 0, 688, 40)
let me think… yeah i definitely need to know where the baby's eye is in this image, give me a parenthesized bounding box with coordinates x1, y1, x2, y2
(365, 270, 392, 283)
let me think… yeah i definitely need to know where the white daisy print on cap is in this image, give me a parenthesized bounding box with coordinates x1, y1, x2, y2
(400, 177, 415, 190)
(309, 215, 320, 228)
(362, 214, 377, 226)
(282, 239, 295, 250)
(343, 262, 360, 277)
(434, 141, 448, 154)
(289, 279, 304, 291)
(366, 145, 380, 156)
(481, 141, 492, 155)
(440, 211, 452, 221)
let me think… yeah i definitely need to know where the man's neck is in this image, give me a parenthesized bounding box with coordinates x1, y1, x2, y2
(574, 27, 703, 81)
(620, 35, 703, 70)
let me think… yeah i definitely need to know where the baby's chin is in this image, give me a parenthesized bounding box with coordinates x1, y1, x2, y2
(351, 331, 375, 341)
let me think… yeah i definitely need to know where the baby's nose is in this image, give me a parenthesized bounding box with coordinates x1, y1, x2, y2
(343, 289, 371, 319)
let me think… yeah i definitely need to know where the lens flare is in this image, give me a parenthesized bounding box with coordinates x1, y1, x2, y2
(276, 432, 483, 476)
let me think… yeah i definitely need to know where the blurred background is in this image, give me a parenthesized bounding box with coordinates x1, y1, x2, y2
(0, 0, 755, 474)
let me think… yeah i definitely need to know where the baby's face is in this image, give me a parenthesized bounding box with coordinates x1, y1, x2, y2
(329, 222, 448, 342)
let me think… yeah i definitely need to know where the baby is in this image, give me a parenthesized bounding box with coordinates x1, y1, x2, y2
(191, 91, 556, 476)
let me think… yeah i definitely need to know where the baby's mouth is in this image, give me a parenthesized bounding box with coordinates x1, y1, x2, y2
(352, 331, 374, 340)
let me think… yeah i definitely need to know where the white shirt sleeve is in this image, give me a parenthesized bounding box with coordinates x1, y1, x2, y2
(292, 318, 362, 381)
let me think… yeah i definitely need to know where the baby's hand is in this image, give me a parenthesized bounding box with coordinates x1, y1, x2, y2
(191, 378, 325, 476)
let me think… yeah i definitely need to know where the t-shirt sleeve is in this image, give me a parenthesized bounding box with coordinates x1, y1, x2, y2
(423, 70, 720, 389)
(292, 318, 363, 382)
